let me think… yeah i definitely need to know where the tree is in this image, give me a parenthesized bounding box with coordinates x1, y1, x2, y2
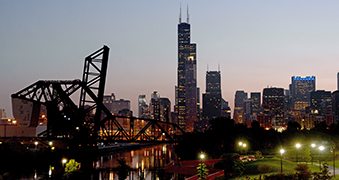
(255, 151, 263, 160)
(303, 148, 312, 163)
(197, 163, 208, 179)
(295, 164, 311, 180)
(117, 158, 130, 180)
(65, 159, 80, 174)
(312, 163, 332, 179)
(214, 153, 244, 178)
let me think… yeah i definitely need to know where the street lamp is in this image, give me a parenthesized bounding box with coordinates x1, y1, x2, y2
(311, 143, 316, 165)
(331, 145, 336, 177)
(319, 145, 324, 171)
(200, 153, 205, 179)
(280, 149, 285, 174)
(238, 141, 247, 155)
(295, 143, 301, 163)
(62, 158, 67, 168)
(34, 141, 38, 149)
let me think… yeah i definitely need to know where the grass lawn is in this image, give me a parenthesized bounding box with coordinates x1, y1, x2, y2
(229, 157, 338, 180)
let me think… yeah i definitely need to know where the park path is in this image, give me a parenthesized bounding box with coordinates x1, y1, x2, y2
(311, 162, 339, 175)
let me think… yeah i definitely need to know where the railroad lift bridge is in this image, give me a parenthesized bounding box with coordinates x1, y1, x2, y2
(11, 46, 185, 146)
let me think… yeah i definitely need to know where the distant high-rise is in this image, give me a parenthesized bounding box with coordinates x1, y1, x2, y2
(291, 76, 316, 113)
(309, 90, 332, 115)
(103, 93, 116, 115)
(177, 6, 197, 132)
(203, 71, 221, 120)
(160, 98, 171, 123)
(111, 99, 130, 115)
(138, 95, 147, 118)
(233, 90, 247, 123)
(332, 90, 339, 123)
(250, 92, 261, 117)
(337, 72, 339, 90)
(262, 87, 284, 127)
(150, 91, 160, 120)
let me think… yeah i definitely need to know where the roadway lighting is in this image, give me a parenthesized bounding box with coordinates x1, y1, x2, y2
(311, 143, 316, 164)
(280, 149, 285, 174)
(199, 153, 205, 179)
(295, 143, 301, 163)
(35, 141, 38, 149)
(62, 158, 67, 167)
(49, 141, 53, 146)
(319, 146, 324, 170)
(242, 143, 247, 148)
(239, 142, 243, 146)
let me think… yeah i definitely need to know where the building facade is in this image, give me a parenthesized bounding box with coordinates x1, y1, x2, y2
(233, 90, 247, 124)
(262, 87, 285, 127)
(251, 92, 261, 118)
(138, 95, 147, 118)
(203, 71, 221, 120)
(177, 8, 197, 132)
(290, 76, 316, 113)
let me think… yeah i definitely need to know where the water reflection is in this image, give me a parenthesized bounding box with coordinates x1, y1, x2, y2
(97, 144, 176, 180)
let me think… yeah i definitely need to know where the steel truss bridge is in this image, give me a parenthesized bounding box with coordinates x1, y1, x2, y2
(11, 46, 184, 144)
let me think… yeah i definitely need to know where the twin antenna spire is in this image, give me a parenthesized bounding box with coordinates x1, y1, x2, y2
(179, 4, 189, 23)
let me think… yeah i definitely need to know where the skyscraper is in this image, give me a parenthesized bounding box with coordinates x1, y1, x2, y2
(233, 90, 247, 123)
(309, 90, 332, 115)
(203, 71, 221, 120)
(138, 95, 147, 118)
(177, 7, 197, 132)
(337, 72, 339, 90)
(262, 87, 285, 127)
(160, 98, 171, 122)
(150, 91, 160, 120)
(250, 92, 261, 117)
(290, 76, 316, 113)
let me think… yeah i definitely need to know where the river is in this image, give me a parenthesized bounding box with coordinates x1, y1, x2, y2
(96, 144, 177, 180)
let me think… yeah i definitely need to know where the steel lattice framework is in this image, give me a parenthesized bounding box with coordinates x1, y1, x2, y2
(11, 46, 184, 143)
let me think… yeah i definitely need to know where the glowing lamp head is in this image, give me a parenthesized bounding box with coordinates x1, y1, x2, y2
(200, 154, 205, 160)
(296, 143, 301, 148)
(280, 149, 285, 154)
(62, 158, 67, 164)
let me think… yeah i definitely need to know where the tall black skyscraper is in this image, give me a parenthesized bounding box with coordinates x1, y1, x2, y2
(263, 87, 285, 127)
(176, 6, 197, 132)
(203, 71, 221, 120)
(233, 90, 247, 123)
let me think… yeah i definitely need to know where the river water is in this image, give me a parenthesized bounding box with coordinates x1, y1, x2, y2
(96, 144, 177, 180)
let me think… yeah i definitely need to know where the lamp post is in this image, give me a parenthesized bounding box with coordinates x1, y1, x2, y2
(280, 149, 285, 174)
(311, 143, 316, 165)
(34, 141, 38, 150)
(238, 142, 247, 155)
(331, 143, 335, 177)
(319, 146, 324, 171)
(295, 143, 301, 163)
(200, 153, 205, 180)
(62, 158, 67, 168)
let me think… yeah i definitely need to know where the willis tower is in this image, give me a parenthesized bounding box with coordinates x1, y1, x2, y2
(176, 6, 197, 132)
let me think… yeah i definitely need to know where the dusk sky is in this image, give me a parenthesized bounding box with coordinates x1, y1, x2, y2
(1, 1, 339, 118)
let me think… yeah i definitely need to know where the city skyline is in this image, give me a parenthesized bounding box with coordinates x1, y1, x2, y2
(1, 1, 339, 118)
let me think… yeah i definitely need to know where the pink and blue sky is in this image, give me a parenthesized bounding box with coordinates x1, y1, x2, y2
(1, 1, 339, 118)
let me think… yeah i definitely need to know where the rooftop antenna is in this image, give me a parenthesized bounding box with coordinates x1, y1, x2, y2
(179, 3, 182, 23)
(187, 4, 189, 23)
(218, 63, 220, 72)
